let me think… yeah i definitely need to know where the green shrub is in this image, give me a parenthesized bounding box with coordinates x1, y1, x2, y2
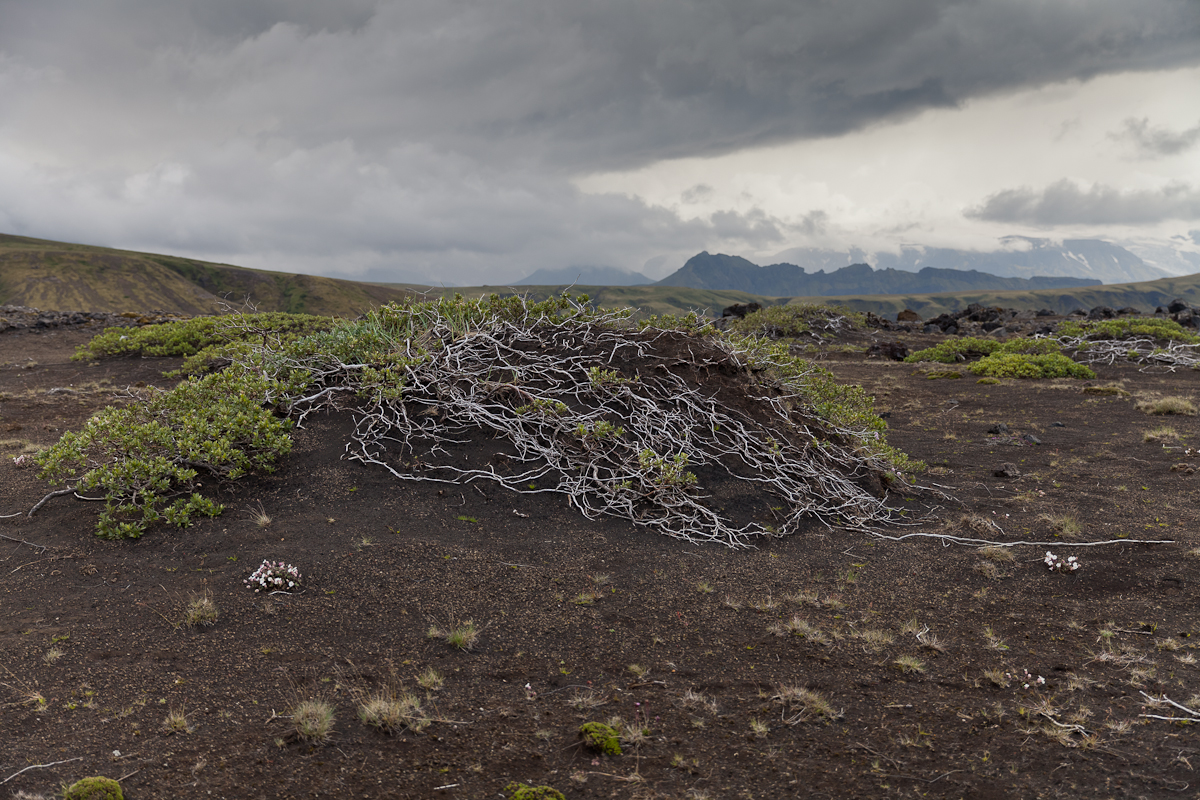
(35, 370, 292, 538)
(729, 303, 863, 338)
(968, 353, 1095, 379)
(63, 777, 123, 800)
(73, 312, 334, 375)
(905, 336, 1061, 364)
(505, 783, 566, 800)
(1058, 317, 1200, 344)
(580, 721, 622, 755)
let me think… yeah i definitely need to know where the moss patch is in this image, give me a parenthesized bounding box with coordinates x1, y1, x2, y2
(580, 721, 622, 755)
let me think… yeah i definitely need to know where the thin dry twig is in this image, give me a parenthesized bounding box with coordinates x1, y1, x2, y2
(1, 756, 84, 785)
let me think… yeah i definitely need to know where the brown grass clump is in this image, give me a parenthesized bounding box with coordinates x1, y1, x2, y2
(1143, 425, 1181, 443)
(1037, 513, 1082, 540)
(1135, 395, 1197, 416)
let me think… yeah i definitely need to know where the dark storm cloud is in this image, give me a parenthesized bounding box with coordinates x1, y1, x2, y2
(1113, 117, 1200, 157)
(3, 0, 1198, 171)
(967, 179, 1200, 226)
(1, 0, 1199, 281)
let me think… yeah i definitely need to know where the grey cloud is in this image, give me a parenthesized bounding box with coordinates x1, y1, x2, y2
(681, 184, 714, 204)
(2, 1, 1198, 172)
(2, 0, 1199, 283)
(0, 139, 790, 285)
(1113, 117, 1200, 157)
(967, 179, 1200, 226)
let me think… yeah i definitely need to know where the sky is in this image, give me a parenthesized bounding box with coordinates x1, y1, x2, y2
(1, 0, 1198, 286)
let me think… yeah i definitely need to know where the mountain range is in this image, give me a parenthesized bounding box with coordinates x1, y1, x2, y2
(769, 237, 1174, 286)
(656, 252, 1100, 296)
(513, 265, 652, 286)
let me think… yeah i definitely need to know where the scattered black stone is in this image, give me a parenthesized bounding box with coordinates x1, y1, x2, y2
(866, 341, 908, 361)
(1022, 434, 1042, 445)
(994, 462, 1021, 478)
(720, 302, 762, 320)
(988, 423, 1010, 434)
(1087, 306, 1117, 320)
(896, 309, 921, 322)
(1169, 299, 1189, 314)
(0, 305, 189, 334)
(1051, 422, 1065, 428)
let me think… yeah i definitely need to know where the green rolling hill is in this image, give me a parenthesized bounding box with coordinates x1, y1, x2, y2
(0, 233, 414, 316)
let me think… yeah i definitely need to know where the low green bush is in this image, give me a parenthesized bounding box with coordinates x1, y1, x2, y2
(73, 312, 334, 375)
(730, 303, 863, 338)
(1058, 317, 1200, 344)
(905, 336, 1061, 364)
(968, 353, 1095, 379)
(35, 369, 293, 538)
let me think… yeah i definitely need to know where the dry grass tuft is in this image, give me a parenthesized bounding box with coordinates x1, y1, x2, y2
(416, 666, 444, 691)
(162, 707, 193, 734)
(1143, 425, 1182, 443)
(427, 619, 480, 650)
(358, 691, 429, 734)
(853, 628, 894, 652)
(183, 593, 219, 629)
(979, 545, 1016, 563)
(1037, 512, 1082, 540)
(1136, 394, 1197, 416)
(894, 655, 927, 674)
(247, 500, 272, 527)
(292, 698, 336, 743)
(772, 685, 837, 724)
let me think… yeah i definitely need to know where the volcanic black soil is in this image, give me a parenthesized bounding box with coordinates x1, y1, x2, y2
(2, 321, 1200, 799)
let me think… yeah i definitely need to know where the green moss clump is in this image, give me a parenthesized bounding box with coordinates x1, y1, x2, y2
(580, 721, 622, 755)
(505, 782, 566, 800)
(968, 353, 1095, 380)
(63, 777, 124, 800)
(925, 370, 962, 380)
(976, 377, 1002, 385)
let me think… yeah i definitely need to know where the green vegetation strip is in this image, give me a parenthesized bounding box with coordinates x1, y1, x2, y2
(38, 295, 917, 543)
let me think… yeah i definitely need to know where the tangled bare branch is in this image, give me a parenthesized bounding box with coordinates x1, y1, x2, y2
(249, 297, 921, 548)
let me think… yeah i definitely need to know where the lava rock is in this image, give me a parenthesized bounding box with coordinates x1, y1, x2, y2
(721, 302, 762, 320)
(994, 462, 1021, 478)
(866, 341, 909, 361)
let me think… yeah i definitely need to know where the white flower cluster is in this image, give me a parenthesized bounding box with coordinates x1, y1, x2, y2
(1044, 551, 1080, 573)
(12, 454, 31, 469)
(1006, 668, 1046, 690)
(245, 560, 302, 593)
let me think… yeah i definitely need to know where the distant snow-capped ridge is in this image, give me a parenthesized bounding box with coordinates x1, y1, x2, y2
(772, 238, 1178, 286)
(513, 265, 652, 286)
